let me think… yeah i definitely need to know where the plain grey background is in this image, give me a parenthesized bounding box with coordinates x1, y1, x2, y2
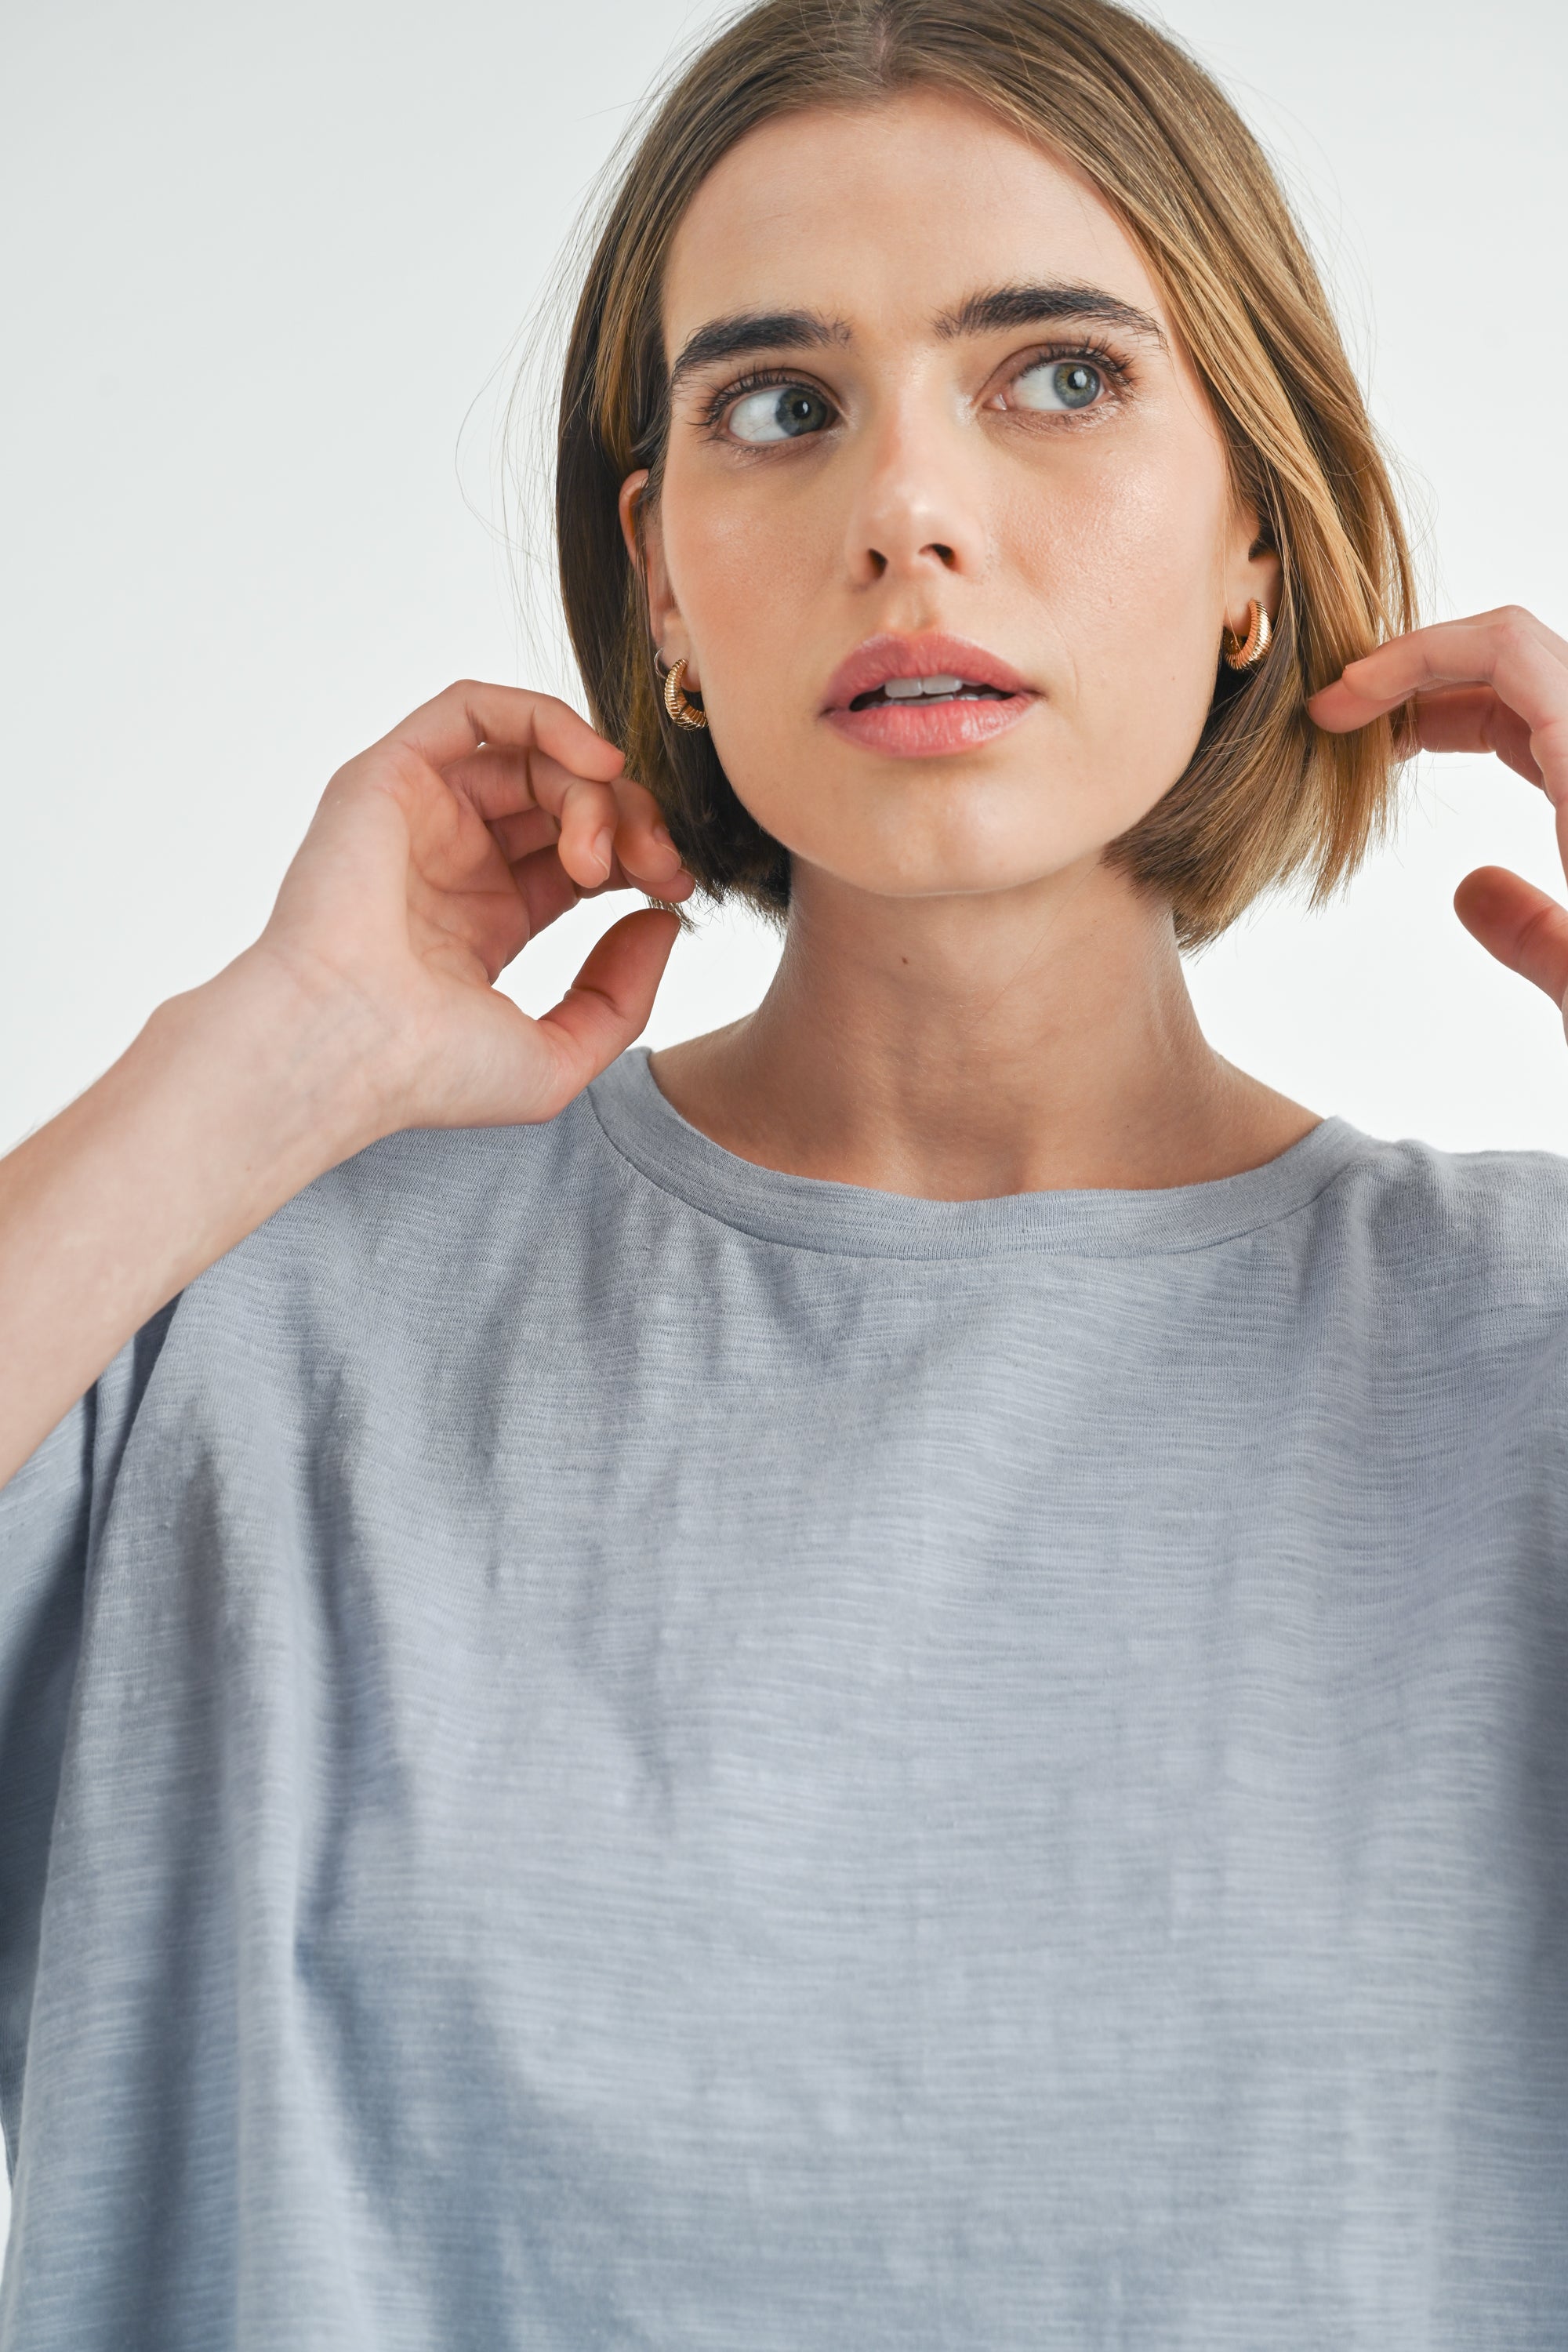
(0, 0, 1565, 2249)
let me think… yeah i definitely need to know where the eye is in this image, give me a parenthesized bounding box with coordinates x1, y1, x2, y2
(1011, 358, 1104, 413)
(726, 383, 834, 444)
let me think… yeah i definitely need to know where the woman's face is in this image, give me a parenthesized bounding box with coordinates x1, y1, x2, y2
(626, 89, 1277, 903)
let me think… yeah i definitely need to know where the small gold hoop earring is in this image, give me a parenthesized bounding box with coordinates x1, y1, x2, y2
(660, 655, 708, 731)
(1222, 600, 1272, 672)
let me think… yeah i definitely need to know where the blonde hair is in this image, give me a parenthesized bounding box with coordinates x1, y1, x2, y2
(555, 0, 1415, 948)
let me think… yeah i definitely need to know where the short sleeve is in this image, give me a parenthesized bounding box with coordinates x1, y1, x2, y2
(0, 1304, 178, 2171)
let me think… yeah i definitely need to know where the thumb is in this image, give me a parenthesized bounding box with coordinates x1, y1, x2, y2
(531, 907, 682, 1115)
(1453, 865, 1568, 1008)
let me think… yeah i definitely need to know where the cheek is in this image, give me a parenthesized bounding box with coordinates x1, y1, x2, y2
(659, 475, 829, 693)
(1011, 442, 1230, 753)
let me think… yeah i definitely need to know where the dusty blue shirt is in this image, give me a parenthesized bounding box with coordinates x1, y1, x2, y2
(2, 1047, 1567, 2348)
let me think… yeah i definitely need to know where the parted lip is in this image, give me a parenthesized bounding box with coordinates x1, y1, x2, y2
(820, 632, 1034, 713)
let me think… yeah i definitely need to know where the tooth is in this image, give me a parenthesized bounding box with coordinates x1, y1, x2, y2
(920, 675, 964, 695)
(884, 677, 924, 700)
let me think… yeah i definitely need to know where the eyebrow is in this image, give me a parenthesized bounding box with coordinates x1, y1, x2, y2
(668, 309, 850, 392)
(935, 281, 1165, 343)
(665, 280, 1166, 398)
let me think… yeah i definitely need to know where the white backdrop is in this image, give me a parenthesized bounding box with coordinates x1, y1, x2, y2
(1, 0, 1566, 2270)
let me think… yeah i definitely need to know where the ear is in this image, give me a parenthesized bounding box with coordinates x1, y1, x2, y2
(619, 470, 698, 685)
(1223, 499, 1283, 641)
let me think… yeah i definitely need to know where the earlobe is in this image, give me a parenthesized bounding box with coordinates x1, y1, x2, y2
(1224, 540, 1282, 650)
(1232, 513, 1279, 621)
(1222, 600, 1272, 671)
(1224, 503, 1282, 634)
(1221, 510, 1283, 671)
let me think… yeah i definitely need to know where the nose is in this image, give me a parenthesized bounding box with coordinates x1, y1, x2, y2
(840, 399, 988, 589)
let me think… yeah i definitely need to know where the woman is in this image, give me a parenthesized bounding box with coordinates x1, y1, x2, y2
(3, 0, 1566, 2341)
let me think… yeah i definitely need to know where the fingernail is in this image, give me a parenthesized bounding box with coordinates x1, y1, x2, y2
(652, 823, 676, 851)
(592, 827, 614, 877)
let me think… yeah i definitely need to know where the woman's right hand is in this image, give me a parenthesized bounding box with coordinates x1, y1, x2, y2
(249, 677, 694, 1138)
(0, 681, 694, 1486)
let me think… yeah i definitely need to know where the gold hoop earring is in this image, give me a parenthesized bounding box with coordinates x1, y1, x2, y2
(1222, 600, 1272, 671)
(660, 655, 708, 731)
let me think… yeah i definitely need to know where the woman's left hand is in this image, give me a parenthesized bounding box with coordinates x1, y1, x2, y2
(1309, 606, 1568, 1014)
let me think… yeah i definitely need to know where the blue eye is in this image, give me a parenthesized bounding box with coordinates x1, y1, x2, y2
(728, 384, 833, 443)
(1013, 359, 1103, 412)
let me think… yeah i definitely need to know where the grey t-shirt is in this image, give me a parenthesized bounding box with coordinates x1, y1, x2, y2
(3, 1046, 1567, 2350)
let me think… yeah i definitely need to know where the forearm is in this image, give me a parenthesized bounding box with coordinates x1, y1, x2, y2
(0, 950, 392, 1488)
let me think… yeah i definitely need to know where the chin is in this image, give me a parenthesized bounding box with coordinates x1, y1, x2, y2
(789, 826, 1111, 902)
(768, 779, 1135, 902)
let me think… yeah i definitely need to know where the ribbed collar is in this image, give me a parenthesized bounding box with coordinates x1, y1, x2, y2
(587, 1047, 1374, 1263)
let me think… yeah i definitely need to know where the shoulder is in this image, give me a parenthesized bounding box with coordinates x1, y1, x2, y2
(275, 1076, 637, 1254)
(1289, 1126, 1568, 1368)
(1313, 1127, 1568, 1272)
(176, 1078, 640, 1350)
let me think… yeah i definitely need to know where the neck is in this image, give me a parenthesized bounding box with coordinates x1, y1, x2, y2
(650, 856, 1316, 1198)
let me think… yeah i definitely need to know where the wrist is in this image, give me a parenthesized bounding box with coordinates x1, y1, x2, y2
(143, 946, 402, 1185)
(0, 946, 402, 1488)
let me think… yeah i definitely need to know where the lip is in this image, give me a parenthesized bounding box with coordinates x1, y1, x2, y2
(819, 632, 1036, 759)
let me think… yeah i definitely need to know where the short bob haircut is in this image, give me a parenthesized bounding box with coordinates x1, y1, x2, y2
(555, 0, 1416, 950)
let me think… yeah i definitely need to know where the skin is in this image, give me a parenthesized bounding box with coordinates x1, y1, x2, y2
(2, 89, 1566, 1487)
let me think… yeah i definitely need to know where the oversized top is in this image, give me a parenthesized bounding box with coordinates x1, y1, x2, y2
(3, 1047, 1567, 2349)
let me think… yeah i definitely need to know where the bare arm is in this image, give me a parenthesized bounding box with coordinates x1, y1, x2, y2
(0, 679, 692, 1488)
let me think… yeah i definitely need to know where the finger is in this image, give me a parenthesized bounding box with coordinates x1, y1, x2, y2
(441, 744, 599, 833)
(405, 854, 535, 985)
(442, 743, 577, 819)
(469, 752, 621, 885)
(538, 761, 694, 895)
(1402, 686, 1544, 788)
(452, 746, 694, 897)
(556, 775, 622, 887)
(607, 775, 694, 896)
(1308, 609, 1568, 733)
(495, 836, 695, 959)
(504, 843, 583, 944)
(493, 813, 697, 906)
(500, 836, 697, 927)
(488, 804, 561, 865)
(530, 908, 682, 1116)
(441, 745, 546, 822)
(1453, 864, 1568, 1007)
(602, 850, 699, 905)
(380, 679, 626, 788)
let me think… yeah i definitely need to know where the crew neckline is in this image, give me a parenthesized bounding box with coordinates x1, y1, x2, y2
(586, 1047, 1374, 1262)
